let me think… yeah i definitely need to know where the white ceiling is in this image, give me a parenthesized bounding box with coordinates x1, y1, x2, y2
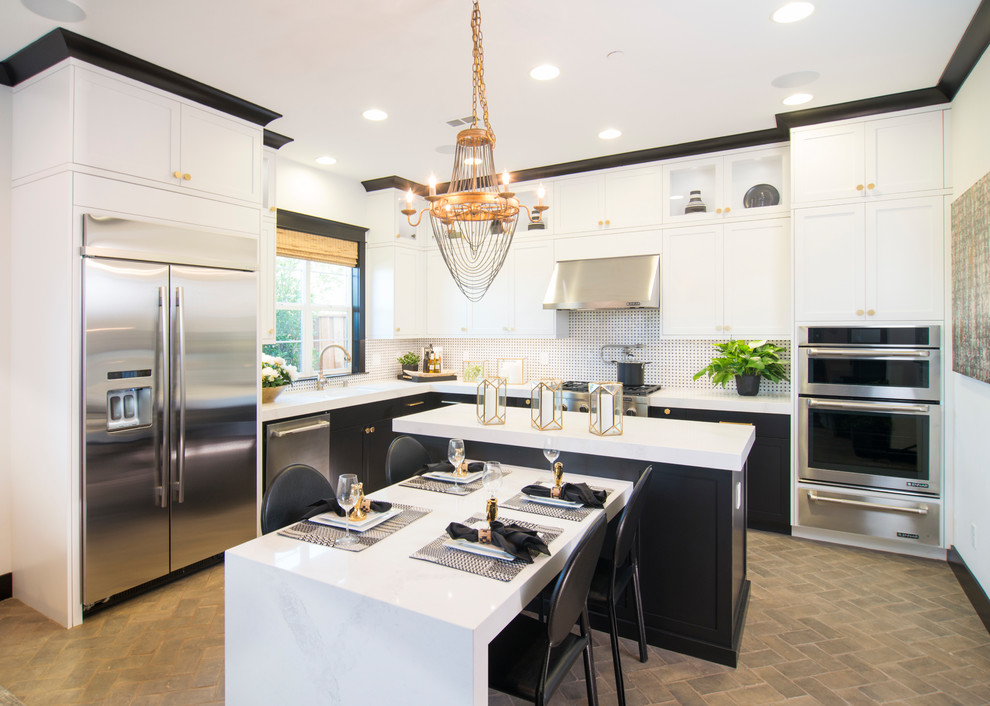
(2, 0, 982, 184)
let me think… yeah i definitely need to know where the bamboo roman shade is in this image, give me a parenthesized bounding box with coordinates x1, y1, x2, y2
(276, 228, 358, 268)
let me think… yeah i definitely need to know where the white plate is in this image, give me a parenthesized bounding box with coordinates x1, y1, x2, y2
(522, 494, 584, 509)
(443, 538, 515, 562)
(422, 470, 484, 484)
(308, 507, 400, 532)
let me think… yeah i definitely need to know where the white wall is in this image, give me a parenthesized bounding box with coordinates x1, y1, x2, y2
(275, 158, 368, 228)
(0, 85, 12, 579)
(950, 47, 990, 594)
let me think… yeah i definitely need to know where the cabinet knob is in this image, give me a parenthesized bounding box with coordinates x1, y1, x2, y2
(664, 408, 671, 415)
(715, 208, 722, 214)
(172, 171, 182, 179)
(460, 327, 468, 332)
(867, 309, 876, 316)
(715, 325, 722, 331)
(724, 325, 731, 331)
(856, 184, 865, 191)
(395, 327, 400, 332)
(269, 206, 276, 212)
(598, 220, 604, 226)
(182, 173, 192, 181)
(856, 309, 865, 316)
(724, 206, 731, 213)
(369, 426, 375, 433)
(267, 328, 273, 335)
(605, 219, 611, 225)
(525, 399, 531, 405)
(867, 183, 876, 190)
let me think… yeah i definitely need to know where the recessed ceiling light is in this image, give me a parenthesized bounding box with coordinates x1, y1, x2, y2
(598, 128, 622, 140)
(782, 93, 813, 106)
(772, 2, 814, 23)
(529, 64, 560, 81)
(315, 156, 337, 165)
(362, 108, 388, 121)
(21, 0, 85, 21)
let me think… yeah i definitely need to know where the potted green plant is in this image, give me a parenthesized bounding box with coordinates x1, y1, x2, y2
(397, 351, 421, 374)
(693, 340, 788, 396)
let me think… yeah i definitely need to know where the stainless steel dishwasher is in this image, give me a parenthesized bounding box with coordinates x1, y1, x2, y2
(264, 413, 332, 490)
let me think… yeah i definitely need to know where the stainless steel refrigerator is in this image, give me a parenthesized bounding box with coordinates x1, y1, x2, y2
(82, 215, 257, 607)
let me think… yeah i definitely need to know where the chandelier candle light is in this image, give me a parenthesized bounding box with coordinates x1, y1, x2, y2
(400, 0, 548, 302)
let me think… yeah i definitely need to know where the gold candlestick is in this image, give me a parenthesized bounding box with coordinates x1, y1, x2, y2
(349, 482, 368, 522)
(553, 461, 564, 488)
(486, 496, 498, 527)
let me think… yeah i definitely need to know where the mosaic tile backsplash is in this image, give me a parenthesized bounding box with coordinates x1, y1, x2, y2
(303, 309, 791, 395)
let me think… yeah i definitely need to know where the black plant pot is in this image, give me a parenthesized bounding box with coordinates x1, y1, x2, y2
(401, 363, 419, 373)
(734, 374, 762, 396)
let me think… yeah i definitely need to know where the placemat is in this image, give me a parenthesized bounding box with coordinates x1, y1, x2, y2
(278, 503, 431, 552)
(398, 475, 484, 496)
(500, 487, 614, 522)
(410, 514, 563, 582)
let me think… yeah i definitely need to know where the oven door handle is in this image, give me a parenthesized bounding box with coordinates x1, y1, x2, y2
(806, 399, 929, 414)
(808, 490, 930, 515)
(806, 347, 930, 358)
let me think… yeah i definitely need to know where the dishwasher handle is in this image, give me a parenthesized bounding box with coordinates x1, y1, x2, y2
(272, 420, 330, 437)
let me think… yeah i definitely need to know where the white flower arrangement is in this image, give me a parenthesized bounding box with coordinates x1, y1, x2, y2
(261, 354, 298, 388)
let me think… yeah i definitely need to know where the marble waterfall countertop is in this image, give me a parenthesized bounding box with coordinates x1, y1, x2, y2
(393, 404, 756, 472)
(262, 379, 791, 422)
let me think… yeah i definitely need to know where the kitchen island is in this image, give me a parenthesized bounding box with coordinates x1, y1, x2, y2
(394, 404, 755, 666)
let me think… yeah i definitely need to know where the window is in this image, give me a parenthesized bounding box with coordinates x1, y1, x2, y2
(262, 226, 359, 377)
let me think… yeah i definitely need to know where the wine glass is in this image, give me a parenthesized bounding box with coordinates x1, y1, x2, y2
(543, 437, 560, 470)
(448, 438, 466, 476)
(482, 461, 503, 497)
(336, 473, 359, 546)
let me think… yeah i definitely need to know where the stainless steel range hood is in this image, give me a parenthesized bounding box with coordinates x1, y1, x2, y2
(543, 254, 660, 310)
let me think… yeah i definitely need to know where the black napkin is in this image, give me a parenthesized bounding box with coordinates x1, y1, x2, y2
(303, 496, 392, 519)
(417, 461, 485, 476)
(445, 520, 550, 564)
(521, 482, 606, 508)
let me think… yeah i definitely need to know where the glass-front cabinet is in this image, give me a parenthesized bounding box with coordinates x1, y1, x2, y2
(662, 146, 789, 223)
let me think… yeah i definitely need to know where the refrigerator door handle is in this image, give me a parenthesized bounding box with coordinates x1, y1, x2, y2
(156, 286, 169, 508)
(174, 286, 187, 503)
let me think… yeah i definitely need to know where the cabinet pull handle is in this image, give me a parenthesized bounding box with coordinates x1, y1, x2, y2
(395, 327, 400, 332)
(182, 173, 192, 181)
(808, 490, 929, 515)
(172, 171, 182, 179)
(396, 234, 401, 238)
(405, 400, 425, 407)
(867, 183, 875, 190)
(719, 421, 754, 426)
(856, 309, 865, 316)
(856, 184, 865, 191)
(461, 327, 468, 332)
(268, 328, 273, 335)
(724, 325, 731, 331)
(867, 309, 876, 316)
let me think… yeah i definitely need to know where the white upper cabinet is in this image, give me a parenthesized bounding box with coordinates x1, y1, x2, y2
(663, 146, 789, 223)
(554, 229, 661, 262)
(791, 109, 944, 205)
(508, 240, 565, 337)
(554, 167, 661, 234)
(262, 147, 278, 217)
(367, 243, 424, 339)
(259, 219, 276, 342)
(426, 252, 470, 337)
(73, 67, 262, 204)
(366, 189, 424, 245)
(662, 219, 790, 337)
(794, 196, 943, 322)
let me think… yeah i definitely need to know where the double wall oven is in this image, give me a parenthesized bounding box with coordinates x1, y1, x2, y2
(796, 326, 942, 546)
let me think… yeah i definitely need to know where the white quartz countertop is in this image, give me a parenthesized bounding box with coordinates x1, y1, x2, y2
(393, 404, 755, 472)
(262, 379, 790, 422)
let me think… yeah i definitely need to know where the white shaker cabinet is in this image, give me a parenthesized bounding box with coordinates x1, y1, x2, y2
(662, 219, 790, 336)
(365, 189, 424, 245)
(426, 251, 470, 336)
(262, 147, 279, 217)
(791, 109, 944, 205)
(554, 167, 661, 234)
(73, 68, 262, 204)
(794, 196, 943, 322)
(367, 243, 425, 339)
(509, 240, 565, 337)
(259, 220, 276, 342)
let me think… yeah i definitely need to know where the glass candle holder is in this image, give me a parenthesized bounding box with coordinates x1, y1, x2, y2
(589, 382, 623, 436)
(530, 379, 563, 431)
(477, 377, 507, 425)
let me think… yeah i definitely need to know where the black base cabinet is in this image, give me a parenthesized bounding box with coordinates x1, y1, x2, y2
(650, 406, 791, 534)
(412, 435, 749, 667)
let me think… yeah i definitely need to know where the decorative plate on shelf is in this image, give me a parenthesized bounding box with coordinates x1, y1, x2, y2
(743, 184, 780, 208)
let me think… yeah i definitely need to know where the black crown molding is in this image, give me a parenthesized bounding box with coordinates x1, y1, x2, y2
(360, 175, 427, 194)
(263, 130, 294, 150)
(0, 62, 11, 87)
(939, 0, 990, 100)
(1, 28, 281, 126)
(948, 546, 990, 635)
(276, 209, 368, 244)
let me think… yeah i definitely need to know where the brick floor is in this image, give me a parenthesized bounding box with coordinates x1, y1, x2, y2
(1, 531, 988, 704)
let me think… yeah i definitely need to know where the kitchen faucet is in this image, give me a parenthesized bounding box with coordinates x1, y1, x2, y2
(317, 344, 352, 390)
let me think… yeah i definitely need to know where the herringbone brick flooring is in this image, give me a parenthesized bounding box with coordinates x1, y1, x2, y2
(1, 531, 988, 704)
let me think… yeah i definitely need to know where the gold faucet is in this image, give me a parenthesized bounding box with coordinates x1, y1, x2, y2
(317, 344, 352, 390)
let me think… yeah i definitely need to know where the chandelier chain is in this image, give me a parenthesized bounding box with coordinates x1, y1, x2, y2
(471, 0, 494, 145)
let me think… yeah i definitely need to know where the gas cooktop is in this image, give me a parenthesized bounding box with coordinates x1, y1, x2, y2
(561, 381, 661, 397)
